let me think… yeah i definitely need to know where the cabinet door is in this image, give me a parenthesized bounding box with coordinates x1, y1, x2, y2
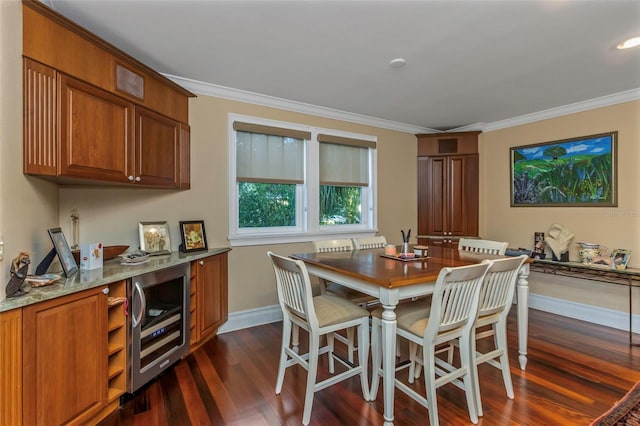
(179, 123, 191, 189)
(23, 287, 108, 426)
(134, 106, 179, 187)
(23, 59, 57, 176)
(196, 253, 228, 342)
(417, 155, 478, 238)
(418, 156, 447, 236)
(448, 154, 479, 237)
(59, 74, 134, 182)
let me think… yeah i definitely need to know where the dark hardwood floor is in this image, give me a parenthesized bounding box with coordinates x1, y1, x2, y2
(100, 309, 640, 425)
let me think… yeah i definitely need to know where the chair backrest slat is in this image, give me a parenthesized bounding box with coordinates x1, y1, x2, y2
(353, 236, 387, 250)
(458, 238, 508, 256)
(312, 238, 354, 253)
(479, 255, 527, 318)
(268, 252, 318, 327)
(426, 262, 492, 340)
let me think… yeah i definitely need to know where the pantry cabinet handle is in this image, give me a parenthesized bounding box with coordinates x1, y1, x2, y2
(135, 176, 141, 182)
(199, 260, 204, 266)
(128, 175, 134, 181)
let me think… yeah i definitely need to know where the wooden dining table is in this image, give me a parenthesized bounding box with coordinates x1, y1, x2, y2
(291, 246, 531, 426)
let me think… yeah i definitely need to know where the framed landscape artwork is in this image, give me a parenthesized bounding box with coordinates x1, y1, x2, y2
(510, 131, 617, 207)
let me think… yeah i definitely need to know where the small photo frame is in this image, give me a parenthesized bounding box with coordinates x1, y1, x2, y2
(179, 220, 208, 253)
(610, 249, 632, 270)
(47, 227, 78, 277)
(138, 221, 171, 255)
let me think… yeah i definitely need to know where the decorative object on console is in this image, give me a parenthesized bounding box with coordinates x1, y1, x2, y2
(545, 223, 574, 262)
(6, 252, 30, 298)
(139, 222, 171, 255)
(577, 242, 609, 265)
(611, 249, 632, 270)
(179, 220, 208, 253)
(511, 131, 617, 207)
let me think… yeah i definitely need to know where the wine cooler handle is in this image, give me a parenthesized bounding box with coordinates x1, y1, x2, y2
(132, 281, 146, 327)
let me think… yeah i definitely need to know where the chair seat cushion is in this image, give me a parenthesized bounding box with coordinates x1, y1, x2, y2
(372, 301, 432, 337)
(313, 294, 370, 327)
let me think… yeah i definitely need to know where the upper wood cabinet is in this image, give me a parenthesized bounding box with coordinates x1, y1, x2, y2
(417, 132, 480, 243)
(22, 1, 194, 188)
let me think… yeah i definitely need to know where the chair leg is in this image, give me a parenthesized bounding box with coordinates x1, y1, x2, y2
(459, 335, 479, 424)
(369, 317, 382, 398)
(346, 327, 356, 363)
(327, 332, 335, 374)
(276, 319, 292, 394)
(292, 323, 300, 353)
(422, 346, 439, 426)
(470, 331, 483, 418)
(357, 318, 370, 401)
(495, 323, 514, 399)
(408, 342, 418, 383)
(302, 334, 320, 426)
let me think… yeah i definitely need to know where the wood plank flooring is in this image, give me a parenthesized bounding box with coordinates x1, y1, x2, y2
(100, 309, 640, 425)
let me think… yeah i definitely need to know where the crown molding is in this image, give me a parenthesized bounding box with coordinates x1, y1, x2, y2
(482, 88, 640, 132)
(163, 74, 439, 135)
(165, 73, 639, 135)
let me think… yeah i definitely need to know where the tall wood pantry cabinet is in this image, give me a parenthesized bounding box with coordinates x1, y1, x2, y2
(417, 131, 480, 248)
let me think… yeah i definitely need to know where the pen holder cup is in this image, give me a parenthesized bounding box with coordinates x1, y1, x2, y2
(402, 242, 409, 255)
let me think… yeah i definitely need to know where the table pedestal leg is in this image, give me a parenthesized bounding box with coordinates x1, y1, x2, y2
(517, 264, 530, 370)
(381, 304, 397, 425)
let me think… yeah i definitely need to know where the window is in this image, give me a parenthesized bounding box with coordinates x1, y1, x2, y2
(228, 115, 377, 245)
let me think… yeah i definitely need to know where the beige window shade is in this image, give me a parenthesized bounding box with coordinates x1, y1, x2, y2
(234, 122, 311, 141)
(320, 142, 369, 187)
(317, 133, 376, 149)
(236, 131, 304, 184)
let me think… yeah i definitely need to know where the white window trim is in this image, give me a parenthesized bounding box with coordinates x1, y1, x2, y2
(228, 113, 378, 246)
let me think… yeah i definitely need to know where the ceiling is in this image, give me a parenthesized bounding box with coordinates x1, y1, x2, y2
(47, 0, 640, 132)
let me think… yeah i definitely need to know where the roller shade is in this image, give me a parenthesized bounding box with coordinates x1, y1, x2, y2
(319, 135, 373, 187)
(236, 130, 305, 184)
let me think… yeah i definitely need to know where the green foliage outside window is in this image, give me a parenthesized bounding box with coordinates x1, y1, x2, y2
(238, 182, 296, 227)
(320, 186, 361, 225)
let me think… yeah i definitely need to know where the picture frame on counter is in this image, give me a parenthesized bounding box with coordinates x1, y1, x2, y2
(611, 249, 632, 270)
(138, 221, 171, 255)
(47, 227, 78, 277)
(179, 220, 208, 253)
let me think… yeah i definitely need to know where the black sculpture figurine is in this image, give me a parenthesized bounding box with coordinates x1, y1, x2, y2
(6, 252, 30, 298)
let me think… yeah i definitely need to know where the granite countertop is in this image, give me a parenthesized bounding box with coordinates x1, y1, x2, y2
(0, 247, 231, 313)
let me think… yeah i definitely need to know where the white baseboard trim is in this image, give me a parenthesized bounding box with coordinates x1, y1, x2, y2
(218, 294, 640, 335)
(217, 304, 282, 334)
(529, 293, 640, 333)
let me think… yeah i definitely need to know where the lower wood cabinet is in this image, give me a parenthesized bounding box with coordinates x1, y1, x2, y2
(0, 253, 229, 425)
(0, 281, 127, 426)
(23, 286, 108, 426)
(190, 252, 229, 351)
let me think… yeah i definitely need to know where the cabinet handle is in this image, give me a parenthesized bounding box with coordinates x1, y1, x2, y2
(128, 175, 134, 181)
(102, 287, 109, 295)
(135, 176, 141, 182)
(132, 281, 146, 327)
(199, 260, 204, 266)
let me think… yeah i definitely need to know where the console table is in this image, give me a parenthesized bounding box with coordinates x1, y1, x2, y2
(531, 259, 640, 345)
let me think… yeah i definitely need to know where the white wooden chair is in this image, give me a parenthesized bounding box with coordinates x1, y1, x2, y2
(369, 261, 492, 426)
(311, 238, 376, 362)
(353, 235, 387, 250)
(469, 255, 527, 416)
(267, 252, 370, 425)
(458, 237, 508, 255)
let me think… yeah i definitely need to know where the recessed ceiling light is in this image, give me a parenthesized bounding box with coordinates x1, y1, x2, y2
(389, 58, 406, 68)
(617, 36, 640, 50)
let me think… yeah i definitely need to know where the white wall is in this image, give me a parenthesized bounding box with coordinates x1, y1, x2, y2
(0, 0, 59, 302)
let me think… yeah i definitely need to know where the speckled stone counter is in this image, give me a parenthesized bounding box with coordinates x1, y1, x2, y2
(0, 247, 231, 313)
